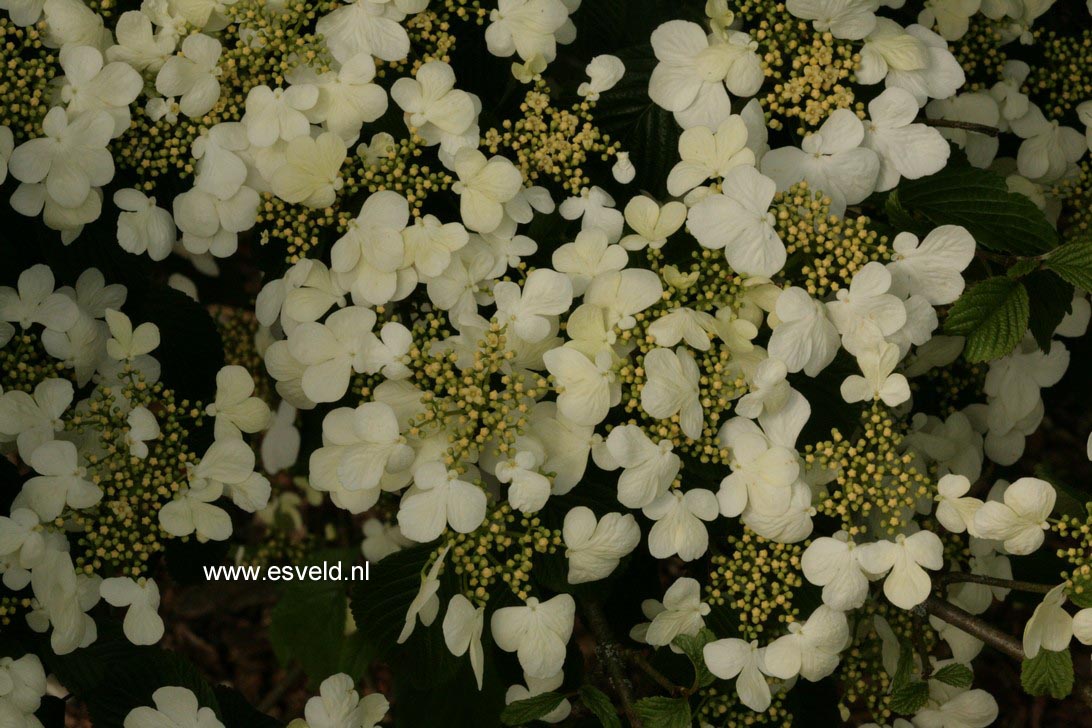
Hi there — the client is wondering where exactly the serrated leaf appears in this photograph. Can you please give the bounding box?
[673,629,716,688]
[944,276,1029,362]
[890,164,1057,254]
[1047,241,1092,292]
[1008,258,1041,278]
[579,685,622,728]
[634,696,691,728]
[500,692,566,725]
[889,681,930,715]
[892,640,915,691]
[1021,648,1074,699]
[931,663,973,689]
[1024,270,1073,350]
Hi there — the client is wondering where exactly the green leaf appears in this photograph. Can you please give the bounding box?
[944,276,1030,362]
[500,692,566,725]
[889,681,930,715]
[1008,258,1041,279]
[1067,573,1092,608]
[579,685,622,728]
[269,549,367,686]
[931,663,973,689]
[634,696,691,728]
[888,164,1057,254]
[1022,649,1075,699]
[1047,241,1092,291]
[892,640,915,691]
[673,629,716,688]
[1024,270,1073,350]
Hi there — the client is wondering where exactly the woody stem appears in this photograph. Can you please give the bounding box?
[921,118,1002,137]
[583,598,642,727]
[936,572,1055,594]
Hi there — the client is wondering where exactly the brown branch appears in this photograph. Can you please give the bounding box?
[583,599,642,727]
[923,596,1092,709]
[627,650,684,696]
[922,118,1002,137]
[937,572,1055,595]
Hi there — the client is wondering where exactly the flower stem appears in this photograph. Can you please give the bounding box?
[921,118,1002,137]
[937,572,1055,594]
[582,598,642,727]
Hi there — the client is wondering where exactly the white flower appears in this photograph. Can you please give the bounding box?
[206,365,271,440]
[330,191,411,306]
[886,24,965,106]
[126,406,160,459]
[173,185,260,258]
[886,225,975,305]
[857,18,930,86]
[913,688,998,728]
[1073,607,1092,646]
[105,308,159,362]
[0,509,46,577]
[450,149,524,234]
[57,45,143,138]
[640,577,710,648]
[644,488,719,561]
[826,262,906,356]
[494,268,574,343]
[0,378,73,461]
[919,0,980,40]
[9,106,114,209]
[398,462,487,542]
[767,287,839,376]
[687,165,786,278]
[158,479,232,542]
[863,87,950,191]
[585,269,664,330]
[619,197,686,251]
[123,686,223,728]
[0,264,78,333]
[155,33,223,118]
[736,357,790,419]
[559,186,623,241]
[972,477,1055,554]
[641,347,703,440]
[764,605,849,681]
[801,531,875,610]
[648,20,763,130]
[100,577,164,645]
[21,440,101,521]
[361,518,410,562]
[934,474,983,535]
[786,0,879,40]
[288,307,388,402]
[647,307,717,351]
[704,638,775,712]
[603,425,680,508]
[551,229,627,296]
[666,115,754,196]
[490,593,575,679]
[1011,106,1087,184]
[0,0,46,26]
[270,132,347,208]
[1022,584,1072,659]
[578,55,625,99]
[543,348,619,426]
[309,402,413,513]
[244,83,318,147]
[443,594,486,689]
[304,674,388,728]
[309,53,388,144]
[840,342,910,406]
[716,416,799,517]
[857,531,945,610]
[391,61,477,155]
[761,108,880,216]
[0,125,12,185]
[106,10,176,73]
[486,0,570,64]
[0,653,45,714]
[316,0,414,63]
[398,545,447,643]
[192,122,249,200]
[402,214,469,280]
[114,188,176,262]
[562,507,640,584]
[41,0,110,50]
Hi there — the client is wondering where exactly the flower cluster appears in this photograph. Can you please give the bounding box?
[3,0,1092,725]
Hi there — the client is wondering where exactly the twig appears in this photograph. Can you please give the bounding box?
[923,596,1092,709]
[937,572,1055,595]
[256,663,304,712]
[583,598,642,727]
[627,650,683,696]
[922,118,1002,137]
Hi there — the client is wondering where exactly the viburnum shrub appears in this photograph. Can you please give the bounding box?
[3,0,1092,725]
